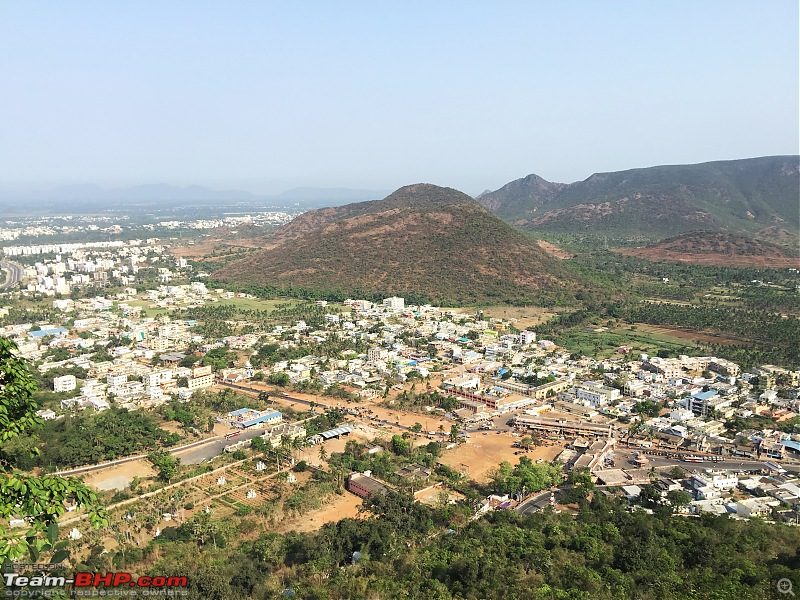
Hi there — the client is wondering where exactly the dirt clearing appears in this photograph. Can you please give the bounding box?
[440,434,564,483]
[632,323,751,346]
[275,491,364,533]
[82,459,155,491]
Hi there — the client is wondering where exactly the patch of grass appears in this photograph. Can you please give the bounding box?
[126,299,170,318]
[212,297,304,312]
[553,327,697,359]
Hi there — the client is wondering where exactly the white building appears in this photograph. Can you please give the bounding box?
[574,382,621,408]
[107,373,128,387]
[367,347,389,362]
[735,497,780,518]
[87,397,110,411]
[687,391,734,418]
[145,370,173,387]
[53,375,77,393]
[383,296,405,310]
[692,473,738,492]
[443,375,481,390]
[669,409,695,421]
[624,380,647,397]
[188,374,214,390]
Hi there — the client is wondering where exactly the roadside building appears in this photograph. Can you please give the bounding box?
[347,473,389,499]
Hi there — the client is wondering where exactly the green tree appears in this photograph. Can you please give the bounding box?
[0,337,107,560]
[390,435,411,457]
[564,466,595,501]
[267,372,289,386]
[147,450,180,483]
[669,466,687,480]
[666,489,692,509]
[449,425,460,443]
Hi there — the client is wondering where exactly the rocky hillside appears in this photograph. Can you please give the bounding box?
[213,184,584,305]
[619,231,800,267]
[478,156,799,240]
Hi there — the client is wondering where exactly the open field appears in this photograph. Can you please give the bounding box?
[555,327,699,359]
[415,486,465,506]
[206,296,304,312]
[169,234,266,260]
[465,305,562,329]
[275,491,364,534]
[210,297,349,314]
[631,323,751,346]
[439,434,564,483]
[82,459,156,491]
[126,299,170,318]
[128,295,348,317]
[556,321,752,359]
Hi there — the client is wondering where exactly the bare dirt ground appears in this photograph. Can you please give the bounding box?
[476,305,561,329]
[618,247,799,268]
[633,323,750,346]
[275,492,364,533]
[536,240,575,259]
[415,486,465,506]
[169,234,265,260]
[440,434,565,483]
[270,387,454,437]
[82,459,156,491]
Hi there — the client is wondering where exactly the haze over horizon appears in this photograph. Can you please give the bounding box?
[1,2,797,198]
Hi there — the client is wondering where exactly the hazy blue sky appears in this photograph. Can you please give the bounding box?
[1,1,797,195]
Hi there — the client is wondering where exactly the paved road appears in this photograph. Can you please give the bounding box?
[517,490,557,515]
[174,427,264,465]
[55,436,224,475]
[0,260,24,291]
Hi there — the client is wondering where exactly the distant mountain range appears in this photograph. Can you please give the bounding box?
[0,184,390,212]
[213,184,584,305]
[478,156,799,241]
[268,187,391,204]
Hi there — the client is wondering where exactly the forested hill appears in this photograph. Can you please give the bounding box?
[145,489,800,599]
[213,184,585,305]
[478,155,800,240]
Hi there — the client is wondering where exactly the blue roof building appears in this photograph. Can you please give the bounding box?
[239,411,283,428]
[30,327,68,338]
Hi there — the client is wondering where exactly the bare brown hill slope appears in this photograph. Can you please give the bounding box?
[213,184,584,305]
[618,231,800,267]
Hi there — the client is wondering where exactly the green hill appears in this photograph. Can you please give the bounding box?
[213,184,583,305]
[479,156,799,240]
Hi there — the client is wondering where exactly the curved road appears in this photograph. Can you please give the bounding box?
[0,259,24,291]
